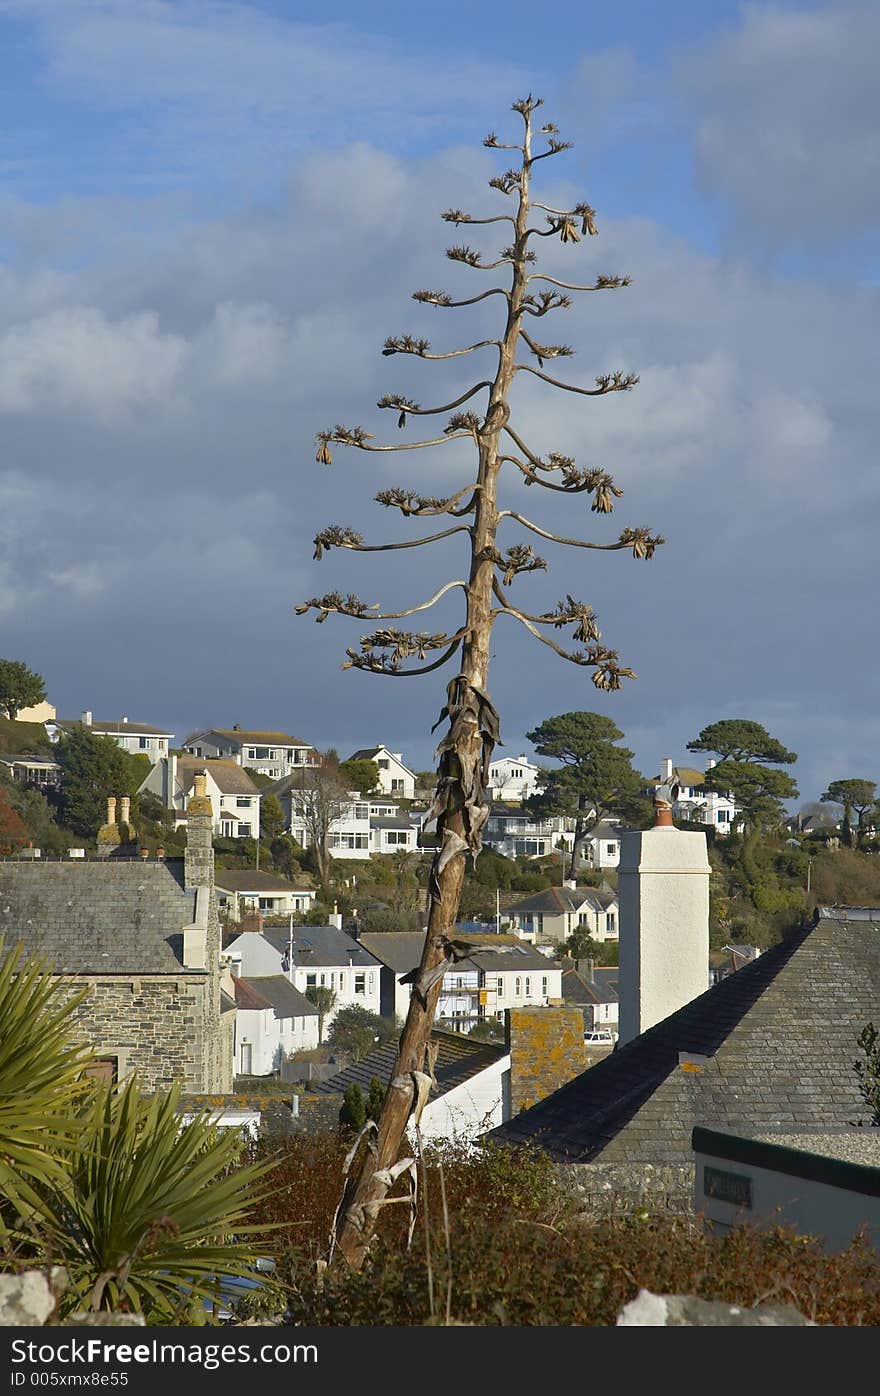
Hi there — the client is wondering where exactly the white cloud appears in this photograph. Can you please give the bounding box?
[678,2,880,246]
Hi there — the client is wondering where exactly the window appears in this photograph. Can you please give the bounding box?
[607,913,616,934]
[139,737,149,749]
[525,977,531,997]
[718,810,730,823]
[236,796,251,808]
[386,831,408,846]
[496,979,503,998]
[355,804,369,820]
[542,976,548,996]
[305,973,317,988]
[391,779,404,792]
[606,843,618,856]
[578,912,590,927]
[83,1057,118,1083]
[236,823,252,837]
[515,977,521,996]
[512,767,521,778]
[354,973,366,995]
[378,759,389,769]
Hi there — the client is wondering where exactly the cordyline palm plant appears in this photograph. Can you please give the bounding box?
[299,96,663,1269]
[45,1079,278,1320]
[0,940,91,1235]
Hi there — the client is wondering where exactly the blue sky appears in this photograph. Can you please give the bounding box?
[0,0,877,805]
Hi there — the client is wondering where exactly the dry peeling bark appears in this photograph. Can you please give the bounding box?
[299,96,661,1269]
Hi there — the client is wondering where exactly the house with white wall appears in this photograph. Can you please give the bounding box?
[49,712,174,764]
[359,931,563,1034]
[182,727,318,780]
[348,745,416,799]
[224,925,382,1028]
[649,758,740,834]
[506,884,619,945]
[583,820,625,870]
[483,802,573,859]
[488,754,543,803]
[232,974,320,1075]
[139,754,261,838]
[215,870,317,920]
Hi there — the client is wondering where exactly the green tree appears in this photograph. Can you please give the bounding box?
[260,793,286,842]
[565,925,599,962]
[851,1023,880,1127]
[339,1083,367,1134]
[0,659,46,721]
[338,759,381,796]
[366,1076,386,1123]
[821,779,877,849]
[304,985,337,1044]
[687,719,798,831]
[526,712,648,872]
[327,1005,397,1061]
[56,726,146,839]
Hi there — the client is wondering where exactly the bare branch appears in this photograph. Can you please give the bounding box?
[413,288,510,309]
[377,383,493,423]
[490,582,601,641]
[499,510,663,557]
[528,138,574,164]
[442,208,516,226]
[527,273,632,292]
[374,484,479,517]
[520,330,574,367]
[519,289,572,318]
[383,335,501,360]
[529,201,598,236]
[343,628,468,675]
[314,522,471,559]
[515,365,639,395]
[317,424,473,460]
[494,608,636,688]
[482,134,523,151]
[295,581,467,625]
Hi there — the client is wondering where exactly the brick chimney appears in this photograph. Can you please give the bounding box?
[96,796,121,857]
[119,795,131,826]
[506,1006,587,1114]
[617,801,710,1046]
[185,770,214,891]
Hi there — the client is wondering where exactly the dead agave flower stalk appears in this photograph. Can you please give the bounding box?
[301,95,663,1270]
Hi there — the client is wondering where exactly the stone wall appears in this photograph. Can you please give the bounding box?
[61,975,213,1093]
[507,1005,587,1114]
[558,1160,696,1219]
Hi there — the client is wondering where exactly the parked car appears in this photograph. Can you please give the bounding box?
[584,1029,616,1046]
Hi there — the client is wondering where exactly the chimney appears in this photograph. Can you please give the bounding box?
[121,715,128,725]
[139,845,150,860]
[564,877,577,890]
[506,1006,587,1114]
[662,756,673,781]
[706,758,716,771]
[617,814,710,1046]
[165,752,177,810]
[185,769,214,891]
[327,901,343,930]
[119,795,130,826]
[81,710,93,726]
[106,797,117,826]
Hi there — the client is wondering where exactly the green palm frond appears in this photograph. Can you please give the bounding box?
[0,940,92,1224]
[48,1079,278,1317]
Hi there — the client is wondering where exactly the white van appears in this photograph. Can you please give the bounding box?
[584,1029,616,1045]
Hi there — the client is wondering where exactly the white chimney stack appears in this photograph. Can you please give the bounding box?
[662,756,673,780]
[617,801,710,1046]
[82,710,93,726]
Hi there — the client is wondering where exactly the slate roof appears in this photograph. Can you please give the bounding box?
[507,885,613,917]
[312,1027,508,1099]
[359,930,555,977]
[177,757,259,797]
[562,967,618,1007]
[240,975,318,1020]
[491,907,880,1166]
[215,870,313,894]
[56,718,173,737]
[185,728,312,748]
[349,747,382,761]
[263,925,381,970]
[0,859,200,974]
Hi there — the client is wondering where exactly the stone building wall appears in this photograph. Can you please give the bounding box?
[62,974,211,1092]
[507,1005,587,1114]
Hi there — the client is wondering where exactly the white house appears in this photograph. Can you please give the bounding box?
[359,931,563,1034]
[215,870,318,920]
[506,884,619,945]
[348,745,416,799]
[182,727,318,780]
[583,820,625,870]
[224,925,382,1028]
[483,802,573,860]
[488,754,543,803]
[649,757,740,834]
[49,712,174,764]
[232,974,320,1075]
[314,1028,512,1145]
[139,754,261,838]
[369,812,420,855]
